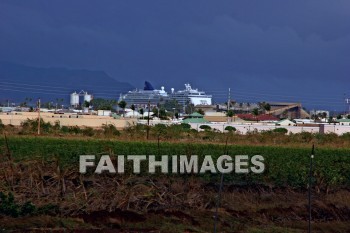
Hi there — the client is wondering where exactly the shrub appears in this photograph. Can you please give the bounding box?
[82,127,95,137]
[19,118,54,134]
[340,132,350,140]
[68,126,82,135]
[41,121,53,133]
[103,124,120,137]
[0,119,4,132]
[291,132,314,143]
[225,126,236,132]
[60,126,70,134]
[273,128,288,134]
[0,192,36,217]
[180,123,191,130]
[314,133,338,144]
[199,125,212,131]
[52,121,61,131]
[152,124,168,139]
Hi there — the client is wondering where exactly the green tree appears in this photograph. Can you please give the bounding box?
[185,102,195,114]
[159,107,167,120]
[83,100,90,108]
[226,110,234,117]
[20,97,33,107]
[118,100,127,117]
[264,103,271,114]
[252,108,260,122]
[164,99,182,112]
[258,102,271,114]
[252,108,259,116]
[226,109,234,122]
[328,116,334,123]
[197,108,205,116]
[152,107,159,117]
[246,102,251,113]
[91,98,117,111]
[139,108,144,119]
[130,104,136,117]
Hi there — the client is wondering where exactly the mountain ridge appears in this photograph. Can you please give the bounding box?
[0,61,134,105]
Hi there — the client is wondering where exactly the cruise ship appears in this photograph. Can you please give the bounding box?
[119,81,168,106]
[120,81,212,107]
[169,83,212,106]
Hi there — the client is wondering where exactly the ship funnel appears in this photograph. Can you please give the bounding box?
[144,81,155,91]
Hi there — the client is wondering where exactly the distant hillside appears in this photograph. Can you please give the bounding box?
[0,61,133,105]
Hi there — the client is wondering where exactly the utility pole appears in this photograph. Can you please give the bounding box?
[308,144,315,233]
[37,98,41,135]
[213,136,229,233]
[344,93,347,116]
[227,88,231,122]
[146,99,150,140]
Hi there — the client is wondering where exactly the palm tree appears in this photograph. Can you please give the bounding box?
[131,104,135,118]
[252,108,259,122]
[264,103,271,114]
[246,102,251,113]
[139,108,144,119]
[118,100,127,117]
[226,110,234,122]
[321,112,327,119]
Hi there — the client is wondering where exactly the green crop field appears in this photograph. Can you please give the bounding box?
[1,136,350,232]
[2,136,350,189]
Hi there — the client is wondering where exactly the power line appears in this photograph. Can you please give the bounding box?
[0,79,346,102]
[0,87,119,99]
[0,79,131,91]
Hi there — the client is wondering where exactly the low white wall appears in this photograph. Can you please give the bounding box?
[189,123,324,135]
[0,112,136,129]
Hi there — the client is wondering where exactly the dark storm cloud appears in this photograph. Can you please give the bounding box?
[0,0,349,109]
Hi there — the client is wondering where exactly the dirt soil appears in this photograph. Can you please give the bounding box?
[1,168,350,233]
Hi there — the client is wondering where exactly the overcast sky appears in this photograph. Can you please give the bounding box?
[1,0,349,110]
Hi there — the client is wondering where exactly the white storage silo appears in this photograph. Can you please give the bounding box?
[70,92,80,107]
[84,92,92,103]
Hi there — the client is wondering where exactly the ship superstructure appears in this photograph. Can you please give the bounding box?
[169,83,212,106]
[120,81,212,107]
[119,81,168,105]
